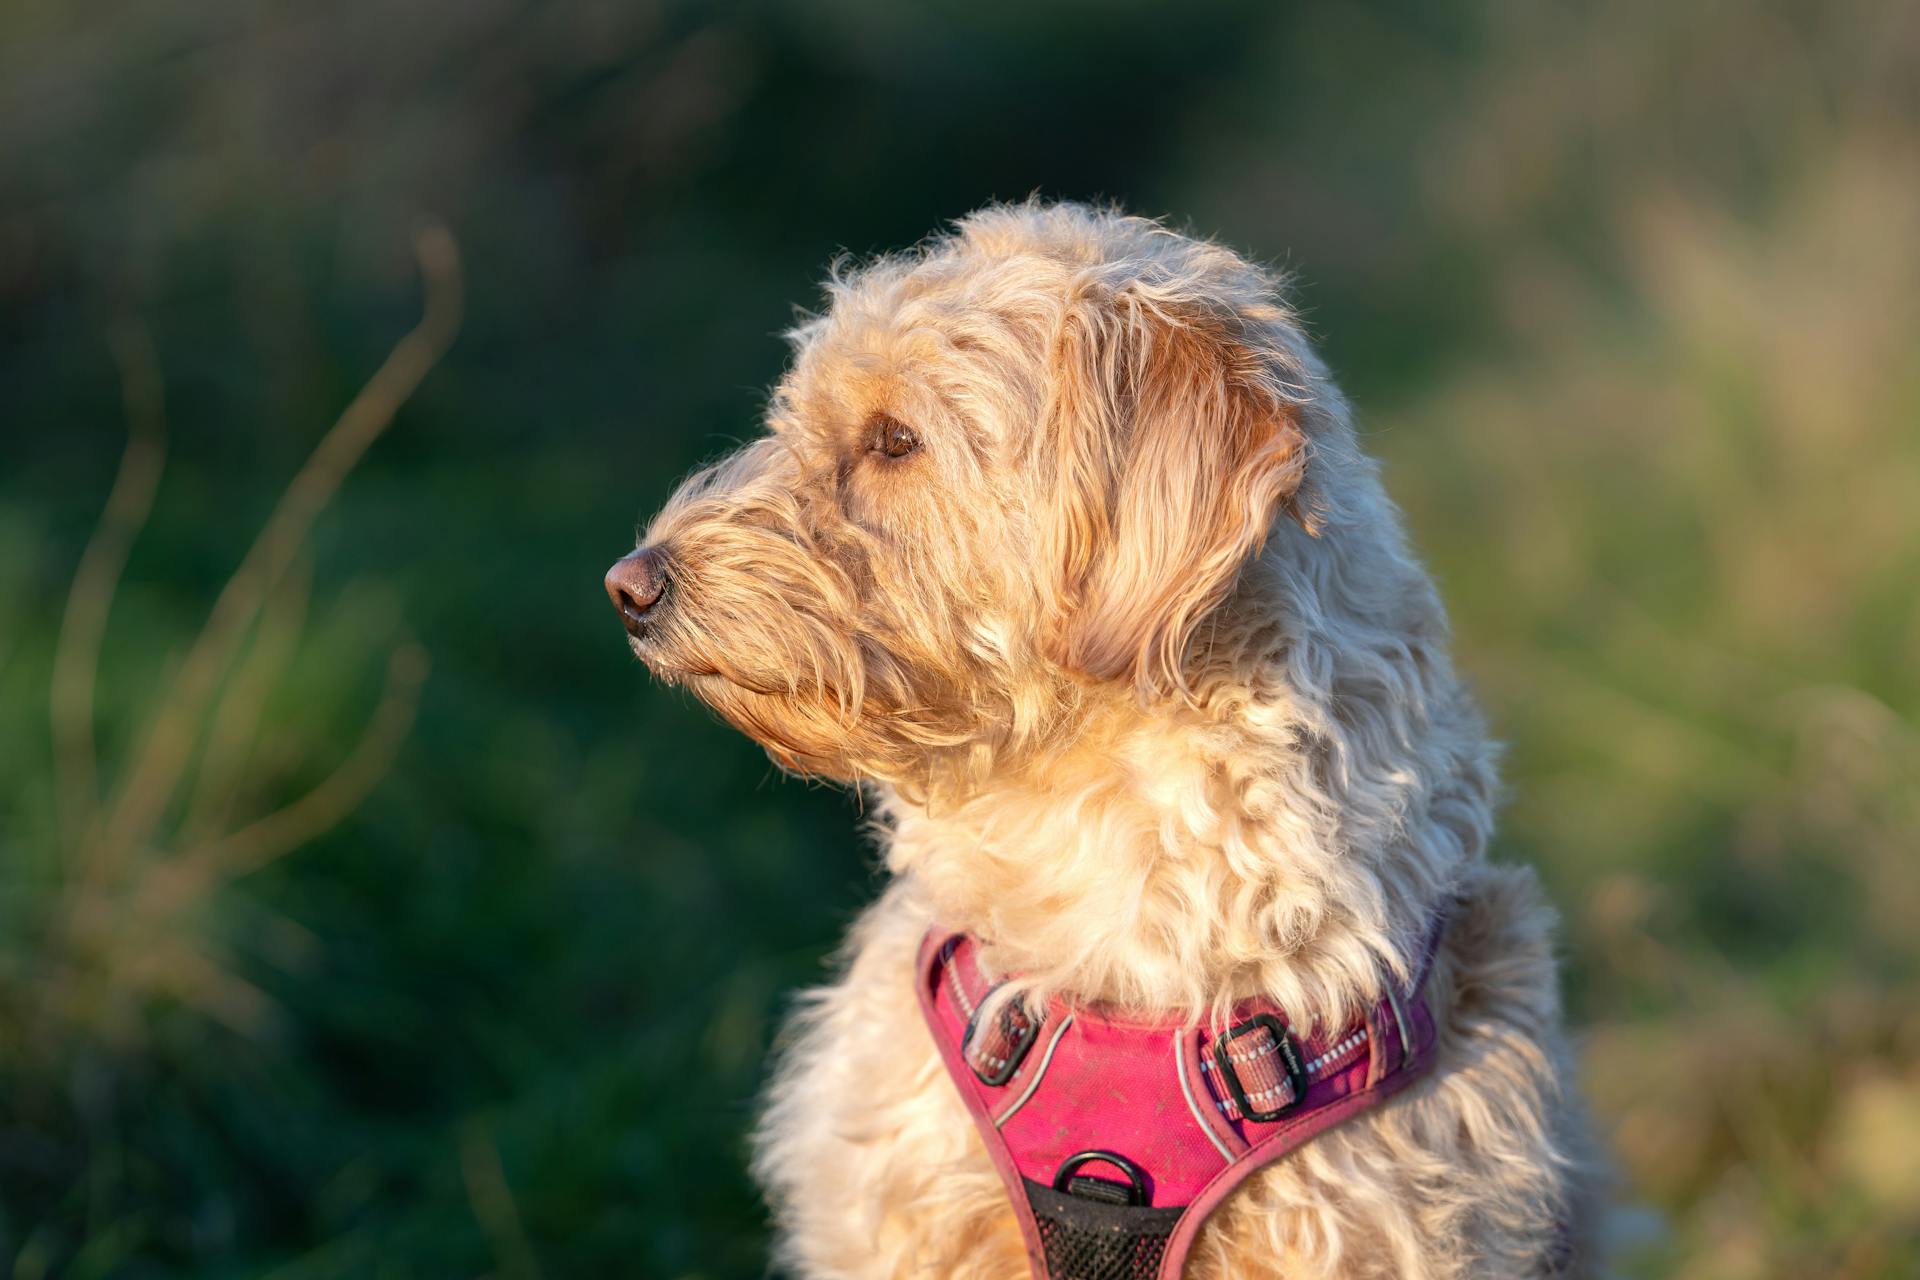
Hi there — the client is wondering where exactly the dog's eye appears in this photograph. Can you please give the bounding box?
[871,415,921,460]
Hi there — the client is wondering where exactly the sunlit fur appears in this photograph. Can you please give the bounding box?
[629,202,1603,1277]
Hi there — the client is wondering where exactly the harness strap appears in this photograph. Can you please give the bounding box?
[916,925,1445,1280]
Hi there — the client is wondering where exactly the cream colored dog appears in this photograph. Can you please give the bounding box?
[607,202,1601,1278]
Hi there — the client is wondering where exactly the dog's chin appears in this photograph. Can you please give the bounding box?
[628,636,709,686]
[632,632,766,698]
[707,685,875,781]
[633,637,860,775]
[634,629,986,783]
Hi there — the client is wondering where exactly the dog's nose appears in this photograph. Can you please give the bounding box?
[605,548,669,636]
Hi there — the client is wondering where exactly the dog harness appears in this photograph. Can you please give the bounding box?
[916,926,1443,1280]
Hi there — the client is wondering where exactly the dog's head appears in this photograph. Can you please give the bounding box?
[608,203,1328,785]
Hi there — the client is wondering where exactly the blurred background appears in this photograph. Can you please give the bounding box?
[3,0,1916,1276]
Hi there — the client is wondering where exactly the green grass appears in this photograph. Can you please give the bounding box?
[2,0,1916,1275]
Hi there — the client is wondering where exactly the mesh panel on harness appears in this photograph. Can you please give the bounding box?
[1025,1180,1182,1280]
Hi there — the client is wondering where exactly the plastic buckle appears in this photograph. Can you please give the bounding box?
[962,989,1040,1086]
[1212,1012,1308,1122]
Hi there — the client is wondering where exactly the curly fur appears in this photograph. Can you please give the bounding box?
[622,201,1603,1277]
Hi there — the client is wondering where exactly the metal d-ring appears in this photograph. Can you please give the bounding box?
[1052,1149,1149,1207]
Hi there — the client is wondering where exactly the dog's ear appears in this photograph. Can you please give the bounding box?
[1042,290,1310,697]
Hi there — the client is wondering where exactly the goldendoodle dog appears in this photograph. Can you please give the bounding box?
[607,202,1601,1279]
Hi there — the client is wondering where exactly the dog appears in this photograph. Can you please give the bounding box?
[607,202,1601,1278]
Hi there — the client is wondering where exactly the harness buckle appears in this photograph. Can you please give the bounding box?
[962,988,1041,1087]
[1212,1013,1309,1123]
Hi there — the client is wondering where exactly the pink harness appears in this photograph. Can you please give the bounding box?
[916,927,1443,1280]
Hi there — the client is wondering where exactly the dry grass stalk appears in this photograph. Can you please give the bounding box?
[42,224,463,1044]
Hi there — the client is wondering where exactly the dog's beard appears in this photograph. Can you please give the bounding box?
[635,605,962,780]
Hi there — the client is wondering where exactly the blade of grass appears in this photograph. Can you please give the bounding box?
[177,551,314,845]
[148,642,429,913]
[50,321,167,855]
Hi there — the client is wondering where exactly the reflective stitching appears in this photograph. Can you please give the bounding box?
[1242,1081,1294,1102]
[946,960,977,1020]
[1201,1028,1369,1080]
[1386,985,1413,1066]
[1175,1035,1235,1160]
[1211,1026,1373,1116]
[994,1014,1074,1127]
[1216,1090,1293,1115]
[1305,1029,1369,1075]
[1200,1038,1281,1068]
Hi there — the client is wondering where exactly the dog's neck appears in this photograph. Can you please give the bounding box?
[879,528,1495,1029]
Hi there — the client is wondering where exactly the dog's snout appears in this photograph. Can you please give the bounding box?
[605,548,670,637]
